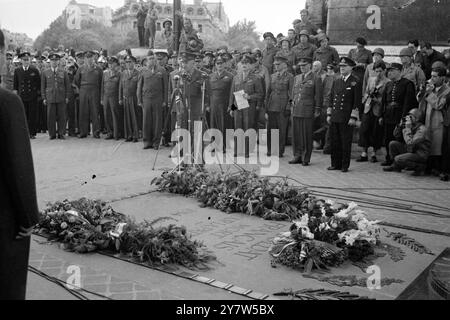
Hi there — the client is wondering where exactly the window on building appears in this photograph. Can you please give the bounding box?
[157,22,161,31]
[89,9,94,14]
[164,6,172,15]
[198,24,203,33]
[197,8,204,15]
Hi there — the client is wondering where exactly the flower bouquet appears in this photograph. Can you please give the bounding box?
[36,198,215,267]
[269,201,380,273]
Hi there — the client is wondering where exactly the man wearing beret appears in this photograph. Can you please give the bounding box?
[327,57,362,172]
[101,56,122,140]
[137,52,168,149]
[13,52,41,139]
[348,37,373,83]
[229,53,265,157]
[41,53,71,140]
[313,34,339,72]
[266,54,294,158]
[290,57,323,165]
[399,47,426,92]
[379,62,417,166]
[262,32,280,75]
[205,55,234,147]
[74,50,103,138]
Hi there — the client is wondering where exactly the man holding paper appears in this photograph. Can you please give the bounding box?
[229,54,264,158]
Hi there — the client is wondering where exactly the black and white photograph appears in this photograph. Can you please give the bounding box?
[0,0,449,308]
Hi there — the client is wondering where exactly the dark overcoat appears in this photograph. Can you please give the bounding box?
[0,87,40,300]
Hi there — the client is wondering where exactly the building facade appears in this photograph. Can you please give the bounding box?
[2,29,34,51]
[112,0,229,37]
[65,0,113,30]
[307,0,450,45]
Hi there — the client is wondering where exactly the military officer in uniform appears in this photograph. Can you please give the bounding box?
[41,53,71,140]
[229,54,265,157]
[0,51,15,90]
[13,52,41,139]
[399,47,426,93]
[137,52,168,149]
[348,37,373,83]
[293,30,316,70]
[262,32,279,75]
[205,55,234,146]
[327,57,362,173]
[66,63,78,137]
[120,55,140,142]
[179,52,208,130]
[75,51,85,68]
[155,49,173,146]
[380,63,417,166]
[265,54,294,158]
[290,57,323,165]
[313,34,340,71]
[74,50,103,138]
[101,56,122,140]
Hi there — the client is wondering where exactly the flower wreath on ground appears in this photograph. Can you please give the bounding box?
[35,198,215,268]
[269,201,381,273]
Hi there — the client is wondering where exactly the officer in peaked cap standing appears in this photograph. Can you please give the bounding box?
[137,51,168,149]
[120,55,141,143]
[229,53,265,157]
[74,50,103,138]
[205,55,234,148]
[101,56,122,140]
[13,52,41,139]
[41,52,71,140]
[290,57,323,165]
[266,53,294,158]
[326,57,362,173]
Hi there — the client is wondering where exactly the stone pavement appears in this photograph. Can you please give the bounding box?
[27,134,450,300]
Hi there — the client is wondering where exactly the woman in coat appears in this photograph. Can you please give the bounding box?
[0,28,40,300]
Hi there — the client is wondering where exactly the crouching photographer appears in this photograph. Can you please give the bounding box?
[383,108,431,176]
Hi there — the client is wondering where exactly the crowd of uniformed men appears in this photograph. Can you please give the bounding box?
[1,9,450,181]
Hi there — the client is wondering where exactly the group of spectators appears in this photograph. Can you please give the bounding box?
[1,8,450,182]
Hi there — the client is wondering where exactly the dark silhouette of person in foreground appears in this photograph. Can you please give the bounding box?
[0,29,40,300]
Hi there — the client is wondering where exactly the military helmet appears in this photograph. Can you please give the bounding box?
[299,30,310,37]
[372,48,385,58]
[399,48,413,57]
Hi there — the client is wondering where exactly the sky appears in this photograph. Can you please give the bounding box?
[0,0,305,40]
